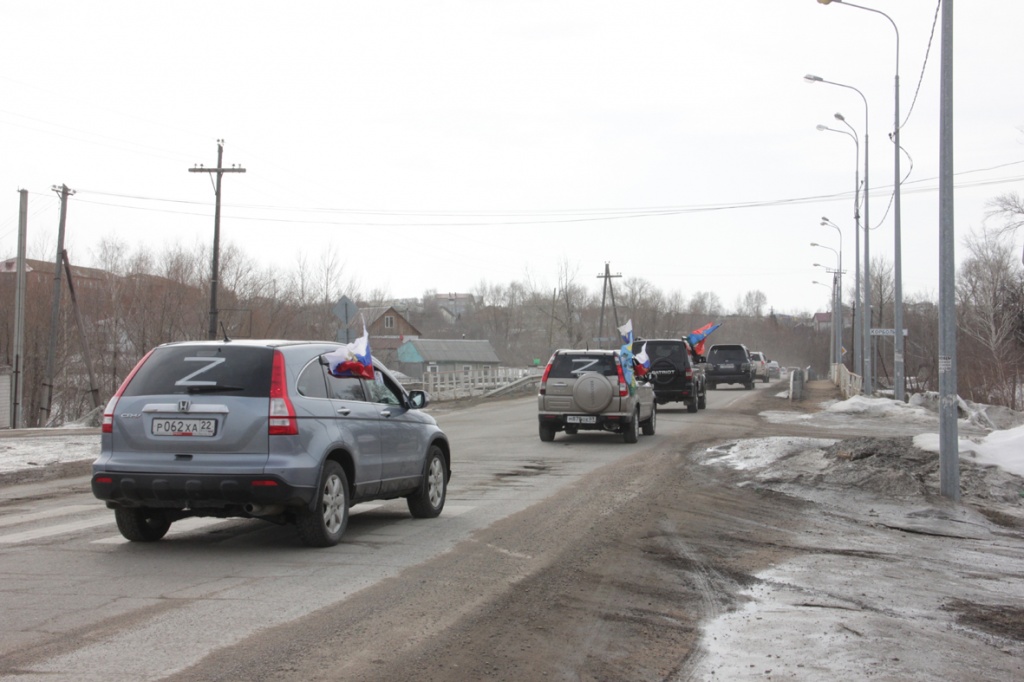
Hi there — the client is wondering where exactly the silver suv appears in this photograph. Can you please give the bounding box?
[537,349,655,443]
[92,340,451,547]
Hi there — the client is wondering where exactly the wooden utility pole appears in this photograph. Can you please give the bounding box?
[41,184,73,425]
[596,262,622,347]
[189,140,246,340]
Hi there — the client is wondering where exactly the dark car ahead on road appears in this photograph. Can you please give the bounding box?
[705,343,755,390]
[636,338,706,413]
[92,339,451,547]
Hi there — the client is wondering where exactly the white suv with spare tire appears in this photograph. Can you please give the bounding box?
[536,349,656,443]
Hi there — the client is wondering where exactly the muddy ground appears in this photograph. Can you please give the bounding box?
[150,383,1024,681]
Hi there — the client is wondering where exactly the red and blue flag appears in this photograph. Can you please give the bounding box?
[687,322,721,356]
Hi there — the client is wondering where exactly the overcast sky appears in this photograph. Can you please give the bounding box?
[2,1,1022,317]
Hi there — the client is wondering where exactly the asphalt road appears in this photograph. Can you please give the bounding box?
[0,383,769,681]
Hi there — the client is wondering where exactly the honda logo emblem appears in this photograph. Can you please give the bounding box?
[178,400,190,413]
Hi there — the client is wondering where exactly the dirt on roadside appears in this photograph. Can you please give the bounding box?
[158,382,1024,681]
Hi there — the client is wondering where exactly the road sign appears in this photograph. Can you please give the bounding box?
[870,328,908,336]
[333,296,359,342]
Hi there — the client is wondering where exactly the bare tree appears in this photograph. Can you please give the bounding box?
[735,290,768,318]
[688,291,723,316]
[956,228,1024,407]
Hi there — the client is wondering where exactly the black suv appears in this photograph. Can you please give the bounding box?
[705,343,755,390]
[636,338,706,413]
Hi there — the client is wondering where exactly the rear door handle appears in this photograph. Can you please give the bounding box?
[379,409,392,418]
[336,407,351,416]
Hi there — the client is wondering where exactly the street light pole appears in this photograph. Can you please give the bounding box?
[812,245,842,368]
[812,279,836,374]
[814,123,855,373]
[823,216,855,374]
[816,0,902,399]
[805,73,871,394]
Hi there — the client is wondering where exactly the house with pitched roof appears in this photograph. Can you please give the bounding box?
[396,338,501,380]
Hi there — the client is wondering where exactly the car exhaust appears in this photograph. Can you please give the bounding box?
[244,503,285,517]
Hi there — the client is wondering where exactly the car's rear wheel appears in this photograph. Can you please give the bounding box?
[641,405,657,435]
[623,409,640,443]
[762,374,769,384]
[698,389,707,409]
[539,425,556,442]
[114,507,171,542]
[687,399,698,413]
[296,460,349,547]
[408,446,447,518]
[745,381,754,390]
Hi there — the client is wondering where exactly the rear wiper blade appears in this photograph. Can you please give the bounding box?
[185,385,244,394]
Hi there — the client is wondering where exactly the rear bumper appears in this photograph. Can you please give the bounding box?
[652,385,696,403]
[91,471,313,510]
[707,372,752,385]
[538,413,631,431]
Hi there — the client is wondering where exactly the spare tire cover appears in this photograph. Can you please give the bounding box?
[573,374,614,413]
[650,359,679,386]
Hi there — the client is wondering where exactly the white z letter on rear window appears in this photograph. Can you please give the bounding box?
[571,358,599,375]
[175,357,226,386]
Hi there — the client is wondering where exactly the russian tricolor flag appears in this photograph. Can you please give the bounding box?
[325,325,375,380]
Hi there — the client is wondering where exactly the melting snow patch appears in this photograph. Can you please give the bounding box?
[704,437,836,471]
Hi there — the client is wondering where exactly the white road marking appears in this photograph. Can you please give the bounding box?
[0,504,98,529]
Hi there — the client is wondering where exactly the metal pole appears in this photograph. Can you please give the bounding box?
[893,68,905,401]
[863,126,872,394]
[12,190,28,428]
[806,74,870,392]
[938,0,959,500]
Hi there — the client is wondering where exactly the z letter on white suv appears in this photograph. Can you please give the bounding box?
[92,339,452,547]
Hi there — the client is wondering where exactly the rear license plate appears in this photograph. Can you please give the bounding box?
[720,363,735,369]
[152,418,217,437]
[566,415,597,424]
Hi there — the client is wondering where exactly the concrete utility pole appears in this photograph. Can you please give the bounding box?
[11,190,28,428]
[41,184,73,425]
[189,140,246,340]
[596,262,622,347]
[938,0,959,500]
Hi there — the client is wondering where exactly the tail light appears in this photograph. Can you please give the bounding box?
[269,350,298,436]
[538,354,555,396]
[615,358,629,397]
[101,349,154,434]
[684,367,693,380]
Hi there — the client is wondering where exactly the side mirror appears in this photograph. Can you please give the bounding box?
[407,390,431,409]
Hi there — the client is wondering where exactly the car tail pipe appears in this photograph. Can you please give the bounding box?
[244,503,286,517]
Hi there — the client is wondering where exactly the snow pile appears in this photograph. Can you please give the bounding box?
[915,425,1024,478]
[825,395,937,423]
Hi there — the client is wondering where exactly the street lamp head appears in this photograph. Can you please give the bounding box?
[834,112,846,122]
[822,216,830,222]
[810,242,820,247]
[803,74,824,83]
[817,0,841,4]
[816,124,828,131]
